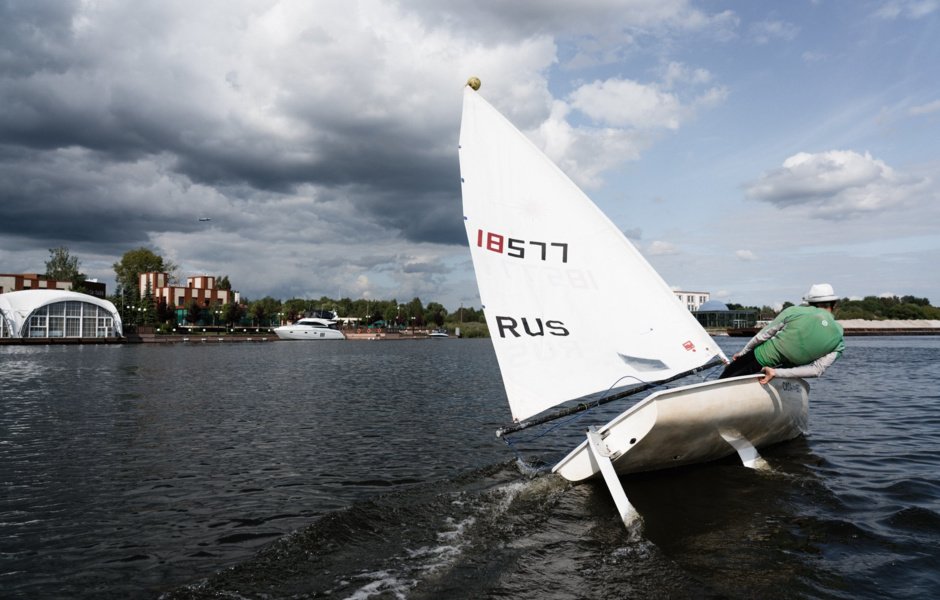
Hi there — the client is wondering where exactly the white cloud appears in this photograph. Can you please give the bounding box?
[735,250,758,261]
[748,19,800,44]
[647,240,680,255]
[744,150,931,218]
[569,78,683,130]
[529,99,649,188]
[873,0,939,19]
[662,61,713,88]
[552,69,726,185]
[801,50,827,63]
[910,99,940,116]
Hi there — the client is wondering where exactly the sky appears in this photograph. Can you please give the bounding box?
[1,0,938,311]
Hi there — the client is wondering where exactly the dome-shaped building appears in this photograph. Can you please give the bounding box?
[698,300,730,312]
[0,289,122,339]
[693,299,756,330]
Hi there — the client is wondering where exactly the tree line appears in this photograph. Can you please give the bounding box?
[727,295,940,321]
[43,246,940,333]
[46,246,486,333]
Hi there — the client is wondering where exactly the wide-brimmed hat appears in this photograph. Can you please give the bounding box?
[804,283,839,303]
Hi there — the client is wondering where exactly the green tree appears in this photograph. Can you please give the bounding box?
[454,305,485,323]
[155,299,176,329]
[140,279,157,325]
[249,296,282,327]
[216,275,232,291]
[222,302,244,328]
[282,298,307,323]
[405,297,425,326]
[45,246,87,291]
[113,247,177,303]
[186,299,203,325]
[335,297,354,318]
[426,302,447,327]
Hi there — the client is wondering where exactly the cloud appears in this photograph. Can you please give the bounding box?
[20,1,910,310]
[550,67,727,186]
[569,79,683,130]
[748,19,800,44]
[567,67,727,131]
[801,50,827,63]
[647,240,679,255]
[910,99,940,116]
[662,61,713,88]
[735,250,758,261]
[873,0,939,19]
[410,0,740,55]
[529,99,650,188]
[744,150,930,218]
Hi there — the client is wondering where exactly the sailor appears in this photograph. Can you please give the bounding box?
[719,283,845,384]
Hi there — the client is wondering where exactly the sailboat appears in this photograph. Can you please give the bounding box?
[458,80,809,524]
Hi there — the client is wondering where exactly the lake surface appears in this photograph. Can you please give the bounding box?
[1,336,938,599]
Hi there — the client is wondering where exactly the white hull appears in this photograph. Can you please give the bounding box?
[273,326,346,340]
[553,375,809,481]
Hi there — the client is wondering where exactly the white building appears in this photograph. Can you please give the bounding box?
[0,289,122,339]
[674,290,710,312]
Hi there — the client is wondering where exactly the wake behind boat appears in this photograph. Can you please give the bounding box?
[273,317,346,340]
[458,79,808,524]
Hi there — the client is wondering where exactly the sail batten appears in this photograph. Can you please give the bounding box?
[459,86,727,423]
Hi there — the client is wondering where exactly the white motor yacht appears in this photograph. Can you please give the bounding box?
[273,317,346,340]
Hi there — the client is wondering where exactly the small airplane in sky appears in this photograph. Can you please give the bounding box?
[198,217,212,222]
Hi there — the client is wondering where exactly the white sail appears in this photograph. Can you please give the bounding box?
[459,86,727,423]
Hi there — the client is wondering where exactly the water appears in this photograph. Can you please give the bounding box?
[1,337,938,599]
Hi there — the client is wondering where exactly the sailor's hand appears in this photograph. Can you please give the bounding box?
[732,351,743,361]
[759,367,776,384]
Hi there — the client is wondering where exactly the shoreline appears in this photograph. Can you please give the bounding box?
[724,319,940,337]
[0,330,454,345]
[5,319,939,345]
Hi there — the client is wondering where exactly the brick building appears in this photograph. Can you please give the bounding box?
[0,273,107,298]
[140,272,239,309]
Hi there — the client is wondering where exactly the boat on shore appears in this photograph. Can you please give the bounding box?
[273,317,346,340]
[429,329,449,338]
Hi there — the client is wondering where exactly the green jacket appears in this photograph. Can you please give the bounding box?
[752,305,845,368]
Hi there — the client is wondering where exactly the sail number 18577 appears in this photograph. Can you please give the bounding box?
[476,229,569,263]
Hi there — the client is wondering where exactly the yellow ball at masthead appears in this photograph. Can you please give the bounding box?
[467,77,481,90]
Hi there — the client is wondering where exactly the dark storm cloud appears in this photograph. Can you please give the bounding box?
[0,1,79,78]
[0,0,468,257]
[6,0,698,305]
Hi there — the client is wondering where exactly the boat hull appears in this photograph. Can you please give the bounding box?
[552,375,808,481]
[273,327,346,340]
